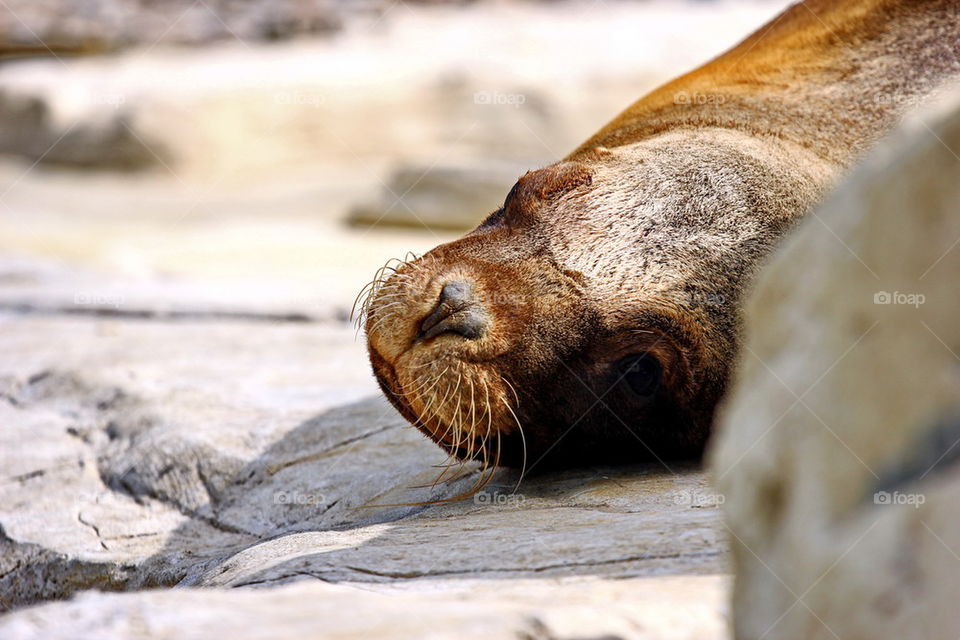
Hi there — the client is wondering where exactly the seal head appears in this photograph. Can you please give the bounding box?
[362,0,960,473]
[364,132,823,471]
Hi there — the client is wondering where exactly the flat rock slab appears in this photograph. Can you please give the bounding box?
[0,575,729,640]
[0,308,728,635]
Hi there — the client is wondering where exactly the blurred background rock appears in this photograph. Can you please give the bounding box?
[0,0,793,364]
[0,0,346,52]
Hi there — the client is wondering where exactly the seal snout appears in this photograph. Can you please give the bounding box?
[417,279,489,341]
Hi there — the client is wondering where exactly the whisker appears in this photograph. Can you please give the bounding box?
[398,366,446,398]
[501,375,528,493]
[467,377,477,456]
[353,253,428,333]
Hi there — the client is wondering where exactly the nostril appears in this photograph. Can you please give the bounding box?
[418,279,489,341]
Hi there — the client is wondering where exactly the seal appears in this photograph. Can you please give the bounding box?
[361,0,960,475]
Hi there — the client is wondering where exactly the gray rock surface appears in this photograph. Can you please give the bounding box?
[0,257,729,636]
[0,575,729,640]
[712,88,960,639]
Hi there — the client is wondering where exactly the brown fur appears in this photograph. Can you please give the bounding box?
[363,0,960,475]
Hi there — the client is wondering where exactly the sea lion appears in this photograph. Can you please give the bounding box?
[361,0,960,475]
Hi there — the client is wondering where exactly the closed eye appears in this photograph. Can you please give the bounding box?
[615,353,661,398]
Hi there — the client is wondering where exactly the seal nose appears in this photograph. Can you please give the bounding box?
[418,279,488,341]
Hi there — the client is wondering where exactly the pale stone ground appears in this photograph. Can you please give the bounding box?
[0,2,800,637]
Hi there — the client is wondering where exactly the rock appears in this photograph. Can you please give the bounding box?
[0,2,775,176]
[711,88,960,639]
[347,160,528,231]
[0,315,378,608]
[0,91,167,171]
[0,0,343,54]
[0,576,729,640]
[0,303,728,633]
[0,174,458,319]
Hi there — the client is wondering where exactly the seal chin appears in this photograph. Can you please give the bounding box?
[367,339,523,469]
[399,354,518,464]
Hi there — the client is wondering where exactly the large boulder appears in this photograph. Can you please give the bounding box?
[712,86,960,639]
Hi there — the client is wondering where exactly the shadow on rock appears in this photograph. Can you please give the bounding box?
[139,396,724,590]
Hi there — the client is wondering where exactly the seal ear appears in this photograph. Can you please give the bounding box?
[503,161,593,226]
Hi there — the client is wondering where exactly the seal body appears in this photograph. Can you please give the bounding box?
[363,0,960,472]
